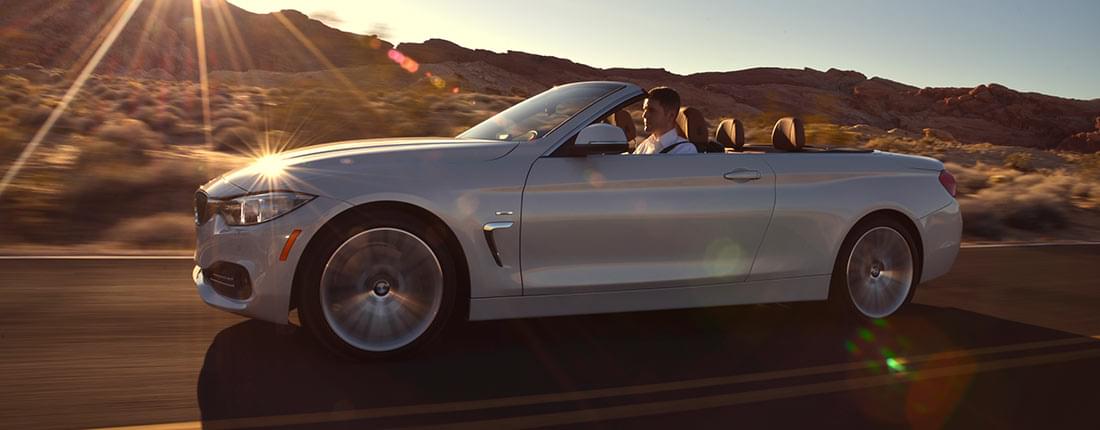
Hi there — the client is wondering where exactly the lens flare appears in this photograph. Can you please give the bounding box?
[271,11,371,104]
[885,357,908,373]
[251,155,286,179]
[429,75,446,89]
[387,49,420,73]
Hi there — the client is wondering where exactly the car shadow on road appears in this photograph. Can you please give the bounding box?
[197,303,1100,429]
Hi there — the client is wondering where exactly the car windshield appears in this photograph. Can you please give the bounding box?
[458,83,623,141]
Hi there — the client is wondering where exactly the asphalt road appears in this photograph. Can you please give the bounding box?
[1,245,1099,429]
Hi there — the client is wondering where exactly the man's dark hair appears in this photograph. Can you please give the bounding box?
[647,87,680,113]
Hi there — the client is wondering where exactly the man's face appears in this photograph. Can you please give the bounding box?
[642,98,673,135]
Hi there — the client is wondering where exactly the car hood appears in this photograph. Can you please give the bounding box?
[216,137,518,195]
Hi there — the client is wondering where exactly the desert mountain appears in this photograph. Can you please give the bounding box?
[0,0,392,78]
[1,0,1098,151]
[397,39,1100,152]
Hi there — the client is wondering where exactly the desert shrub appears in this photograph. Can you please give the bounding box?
[38,156,211,242]
[0,90,9,108]
[0,118,23,145]
[164,105,188,119]
[94,118,161,149]
[131,107,180,133]
[211,117,249,135]
[172,95,201,117]
[51,111,97,133]
[1004,152,1034,171]
[1002,198,1067,231]
[70,134,148,169]
[99,88,125,101]
[147,111,181,133]
[945,162,1022,195]
[864,135,911,153]
[958,198,1005,239]
[1078,154,1100,180]
[212,126,256,152]
[3,88,27,103]
[12,103,52,127]
[117,93,156,112]
[805,123,861,147]
[212,108,254,123]
[957,170,1078,238]
[2,74,31,91]
[1070,182,1095,199]
[105,213,195,248]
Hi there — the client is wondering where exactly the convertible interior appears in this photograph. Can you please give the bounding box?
[604,107,871,154]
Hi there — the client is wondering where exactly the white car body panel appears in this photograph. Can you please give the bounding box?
[747,153,956,282]
[521,154,775,294]
[193,81,962,325]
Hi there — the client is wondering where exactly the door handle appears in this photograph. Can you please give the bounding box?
[483,222,513,267]
[723,169,761,182]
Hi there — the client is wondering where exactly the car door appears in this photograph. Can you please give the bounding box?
[520,152,776,295]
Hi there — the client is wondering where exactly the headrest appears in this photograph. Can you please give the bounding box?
[676,107,708,145]
[715,119,745,150]
[771,117,805,151]
[607,110,637,142]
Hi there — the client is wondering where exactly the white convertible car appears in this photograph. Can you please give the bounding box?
[194,81,961,359]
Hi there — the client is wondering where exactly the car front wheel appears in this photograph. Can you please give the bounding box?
[299,212,457,360]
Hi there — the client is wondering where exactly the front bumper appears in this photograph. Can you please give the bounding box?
[194,195,351,324]
[918,199,962,283]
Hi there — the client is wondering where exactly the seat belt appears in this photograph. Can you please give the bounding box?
[660,140,693,154]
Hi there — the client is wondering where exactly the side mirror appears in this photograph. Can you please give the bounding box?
[573,123,629,155]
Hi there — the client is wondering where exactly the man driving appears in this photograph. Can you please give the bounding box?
[632,87,697,154]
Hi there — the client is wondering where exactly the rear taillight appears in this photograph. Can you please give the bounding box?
[939,169,957,198]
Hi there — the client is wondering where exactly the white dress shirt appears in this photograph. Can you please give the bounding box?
[632,129,697,154]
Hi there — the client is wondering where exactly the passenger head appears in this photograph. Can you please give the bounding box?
[642,87,680,136]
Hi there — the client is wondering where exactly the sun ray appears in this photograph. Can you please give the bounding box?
[0,0,146,199]
[64,0,130,80]
[125,0,168,74]
[207,1,243,72]
[191,0,213,146]
[212,0,255,71]
[270,11,372,105]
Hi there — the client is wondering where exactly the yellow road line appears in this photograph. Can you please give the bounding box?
[95,336,1098,430]
[411,347,1100,430]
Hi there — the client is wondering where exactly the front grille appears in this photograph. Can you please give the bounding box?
[195,191,213,225]
[203,262,253,300]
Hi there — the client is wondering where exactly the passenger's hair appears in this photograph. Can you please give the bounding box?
[647,87,681,114]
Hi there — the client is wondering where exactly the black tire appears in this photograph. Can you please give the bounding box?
[297,210,458,360]
[828,215,921,320]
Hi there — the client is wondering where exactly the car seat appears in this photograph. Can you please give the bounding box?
[715,118,745,152]
[771,117,805,152]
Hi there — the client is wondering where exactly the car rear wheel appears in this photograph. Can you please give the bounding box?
[830,217,920,319]
[299,212,457,360]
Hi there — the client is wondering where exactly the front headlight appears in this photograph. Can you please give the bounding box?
[218,192,315,226]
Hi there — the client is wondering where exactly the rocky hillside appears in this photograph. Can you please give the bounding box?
[1,0,1098,152]
[0,0,392,79]
[396,39,1100,152]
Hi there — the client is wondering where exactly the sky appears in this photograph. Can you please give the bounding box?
[230,0,1100,100]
